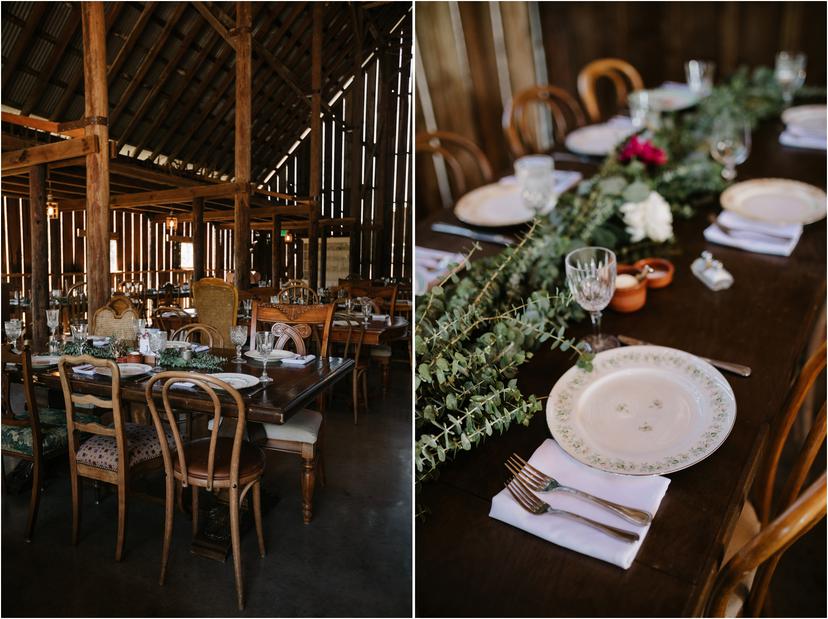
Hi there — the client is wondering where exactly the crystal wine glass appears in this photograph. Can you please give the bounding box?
[149,331,168,372]
[565,247,618,353]
[70,321,88,344]
[514,155,558,215]
[50,289,62,307]
[775,51,806,106]
[230,325,248,364]
[242,299,253,318]
[255,331,274,383]
[361,298,372,324]
[709,115,751,181]
[684,60,715,97]
[46,309,60,350]
[4,320,22,353]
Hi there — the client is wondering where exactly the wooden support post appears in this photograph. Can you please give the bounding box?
[81,2,111,318]
[233,1,252,291]
[348,7,364,276]
[308,2,323,290]
[273,216,284,287]
[49,215,61,290]
[320,233,327,289]
[192,197,205,281]
[29,165,49,345]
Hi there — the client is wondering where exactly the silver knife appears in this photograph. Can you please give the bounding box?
[431,222,514,246]
[618,335,751,377]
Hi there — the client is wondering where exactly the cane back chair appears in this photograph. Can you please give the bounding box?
[577,58,644,122]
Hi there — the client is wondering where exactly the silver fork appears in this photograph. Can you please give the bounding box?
[507,453,653,526]
[505,474,640,543]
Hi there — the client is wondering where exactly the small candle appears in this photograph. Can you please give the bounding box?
[181,348,193,361]
[616,274,639,289]
[647,269,667,279]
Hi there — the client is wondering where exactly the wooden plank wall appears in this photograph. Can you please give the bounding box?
[415,1,827,216]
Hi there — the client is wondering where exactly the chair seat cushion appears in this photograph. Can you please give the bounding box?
[75,423,168,472]
[176,437,265,481]
[370,345,392,358]
[2,423,68,457]
[263,409,322,444]
[15,408,99,427]
[721,500,761,617]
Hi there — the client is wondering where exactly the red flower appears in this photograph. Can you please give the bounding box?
[618,136,667,166]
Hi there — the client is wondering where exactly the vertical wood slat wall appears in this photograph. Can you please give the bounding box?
[415,1,827,213]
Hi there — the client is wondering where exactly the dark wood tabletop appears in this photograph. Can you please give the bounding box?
[329,314,410,346]
[28,350,354,426]
[415,121,826,617]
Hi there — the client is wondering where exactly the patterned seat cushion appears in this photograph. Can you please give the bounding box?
[75,423,170,472]
[14,408,99,427]
[2,423,68,457]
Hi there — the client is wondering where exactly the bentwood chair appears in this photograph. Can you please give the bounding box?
[91,294,140,341]
[503,85,587,157]
[249,302,335,523]
[332,313,368,423]
[58,355,167,561]
[577,58,644,122]
[65,281,87,325]
[416,131,494,211]
[276,284,319,305]
[192,278,238,347]
[144,372,266,611]
[171,323,224,347]
[159,282,180,307]
[1,344,96,541]
[153,306,192,333]
[118,280,147,319]
[708,341,826,616]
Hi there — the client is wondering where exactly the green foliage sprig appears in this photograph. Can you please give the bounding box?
[158,349,225,371]
[61,338,117,359]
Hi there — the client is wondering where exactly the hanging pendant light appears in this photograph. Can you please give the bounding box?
[46,179,59,220]
[165,212,178,234]
[284,231,294,244]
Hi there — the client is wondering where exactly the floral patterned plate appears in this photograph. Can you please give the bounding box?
[546,345,736,475]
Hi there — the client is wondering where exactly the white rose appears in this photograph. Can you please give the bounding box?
[619,191,673,243]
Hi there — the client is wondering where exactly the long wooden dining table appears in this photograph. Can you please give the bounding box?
[415,120,826,616]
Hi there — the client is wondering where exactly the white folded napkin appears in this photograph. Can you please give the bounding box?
[779,130,827,151]
[280,354,316,366]
[193,344,210,353]
[371,314,389,321]
[703,210,802,257]
[170,381,195,390]
[72,364,97,376]
[498,169,584,195]
[489,439,670,569]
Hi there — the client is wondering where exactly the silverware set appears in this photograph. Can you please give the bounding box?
[504,452,651,543]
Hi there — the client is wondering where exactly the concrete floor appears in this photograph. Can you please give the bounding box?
[2,365,412,617]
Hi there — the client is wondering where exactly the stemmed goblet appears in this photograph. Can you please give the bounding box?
[709,115,751,182]
[361,298,372,325]
[230,325,248,364]
[255,332,274,383]
[565,247,618,353]
[4,319,22,353]
[149,331,168,372]
[46,309,60,353]
[775,51,806,106]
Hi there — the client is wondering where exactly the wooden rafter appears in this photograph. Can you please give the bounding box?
[58,182,243,211]
[108,2,157,81]
[1,136,99,174]
[1,3,49,90]
[192,1,235,47]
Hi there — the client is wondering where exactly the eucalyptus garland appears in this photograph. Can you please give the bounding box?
[415,66,799,485]
[61,338,118,359]
[157,349,226,371]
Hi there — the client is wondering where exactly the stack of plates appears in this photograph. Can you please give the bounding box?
[780,105,827,150]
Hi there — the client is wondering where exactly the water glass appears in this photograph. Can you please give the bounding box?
[46,309,60,337]
[775,51,806,105]
[50,289,62,307]
[149,331,168,372]
[361,299,373,324]
[709,115,751,181]
[565,247,618,353]
[242,299,253,318]
[514,155,557,215]
[684,60,715,96]
[255,331,275,383]
[4,320,22,353]
[71,322,88,344]
[628,90,661,131]
[230,325,248,364]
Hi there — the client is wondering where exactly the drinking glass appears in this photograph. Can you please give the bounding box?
[242,298,253,318]
[514,155,557,215]
[255,331,274,383]
[70,321,88,344]
[149,331,168,372]
[709,115,751,181]
[565,247,618,353]
[4,320,22,353]
[230,325,248,364]
[50,289,62,307]
[346,297,354,313]
[684,60,715,96]
[46,309,60,341]
[775,51,806,106]
[627,90,662,131]
[361,299,372,324]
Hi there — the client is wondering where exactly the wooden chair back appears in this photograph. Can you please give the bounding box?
[66,282,87,325]
[1,344,42,457]
[249,303,335,357]
[371,284,398,317]
[415,131,494,206]
[118,280,146,317]
[707,472,826,617]
[160,282,180,306]
[91,294,140,341]
[192,278,238,347]
[503,85,587,157]
[57,355,127,478]
[277,284,319,305]
[144,372,247,492]
[339,275,372,289]
[577,58,644,122]
[332,313,365,360]
[153,306,192,333]
[171,323,224,347]
[270,323,309,355]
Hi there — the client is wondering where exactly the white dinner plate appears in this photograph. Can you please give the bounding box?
[454,183,545,227]
[95,363,153,378]
[244,349,297,362]
[546,345,736,475]
[31,355,61,368]
[782,105,827,138]
[646,86,699,112]
[565,123,634,157]
[208,373,260,390]
[720,178,827,225]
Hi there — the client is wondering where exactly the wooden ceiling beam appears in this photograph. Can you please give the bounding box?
[2,136,99,174]
[110,2,188,128]
[192,1,236,48]
[108,2,158,81]
[20,6,82,116]
[58,181,243,211]
[51,2,124,119]
[1,3,50,90]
